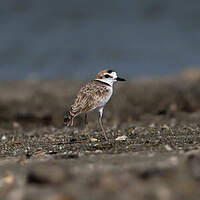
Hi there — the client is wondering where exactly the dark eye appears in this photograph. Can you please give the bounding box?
[104,74,110,78]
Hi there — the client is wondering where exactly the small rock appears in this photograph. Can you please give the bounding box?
[116,135,127,141]
[1,135,7,141]
[161,124,170,131]
[94,150,103,154]
[129,127,135,134]
[90,137,98,142]
[164,144,172,151]
[32,151,46,158]
[47,135,57,141]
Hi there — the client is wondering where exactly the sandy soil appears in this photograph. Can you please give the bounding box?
[1,71,200,200]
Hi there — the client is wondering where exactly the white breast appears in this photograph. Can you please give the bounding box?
[98,86,113,108]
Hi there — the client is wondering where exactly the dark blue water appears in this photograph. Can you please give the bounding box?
[0,0,200,80]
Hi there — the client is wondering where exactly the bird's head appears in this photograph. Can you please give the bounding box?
[96,69,126,86]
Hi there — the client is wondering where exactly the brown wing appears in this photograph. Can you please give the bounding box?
[70,80,109,116]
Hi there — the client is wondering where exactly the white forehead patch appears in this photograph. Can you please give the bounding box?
[110,72,117,79]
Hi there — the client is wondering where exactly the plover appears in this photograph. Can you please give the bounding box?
[64,69,126,140]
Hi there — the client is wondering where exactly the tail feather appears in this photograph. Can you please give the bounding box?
[64,111,74,126]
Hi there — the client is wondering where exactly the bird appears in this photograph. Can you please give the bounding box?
[64,69,126,140]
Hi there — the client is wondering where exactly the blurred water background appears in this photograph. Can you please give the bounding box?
[0,0,200,80]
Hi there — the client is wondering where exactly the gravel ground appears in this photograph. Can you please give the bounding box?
[1,70,200,200]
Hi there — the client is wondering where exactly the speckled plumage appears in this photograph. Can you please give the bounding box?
[69,80,112,118]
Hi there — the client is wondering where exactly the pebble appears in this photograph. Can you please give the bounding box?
[31,151,46,158]
[94,150,103,154]
[116,135,127,141]
[90,137,98,142]
[1,135,7,141]
[164,144,172,151]
[161,124,170,131]
[129,127,135,133]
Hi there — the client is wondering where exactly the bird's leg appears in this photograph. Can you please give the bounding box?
[84,113,90,139]
[98,108,108,140]
[99,117,107,140]
[84,113,88,125]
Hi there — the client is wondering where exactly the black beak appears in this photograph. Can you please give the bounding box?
[116,77,126,81]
